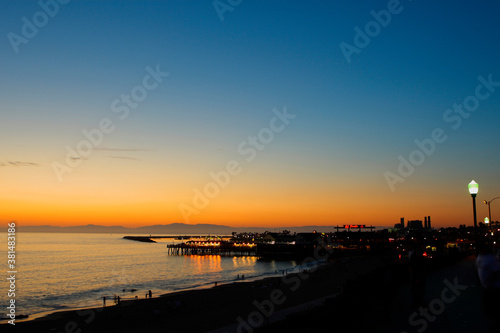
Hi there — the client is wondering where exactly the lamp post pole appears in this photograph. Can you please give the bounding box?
[486,201,491,224]
[484,197,500,229]
[468,180,479,254]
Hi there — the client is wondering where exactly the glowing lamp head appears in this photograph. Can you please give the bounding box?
[485,217,490,224]
[468,180,479,196]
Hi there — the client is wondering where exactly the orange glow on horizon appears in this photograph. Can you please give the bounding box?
[1,163,492,229]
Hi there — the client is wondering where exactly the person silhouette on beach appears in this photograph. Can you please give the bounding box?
[477,241,500,330]
[149,290,152,298]
[103,296,106,307]
[477,242,500,290]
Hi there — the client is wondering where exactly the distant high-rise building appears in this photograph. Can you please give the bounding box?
[424,216,428,228]
[428,216,431,229]
[394,217,405,229]
[408,220,423,229]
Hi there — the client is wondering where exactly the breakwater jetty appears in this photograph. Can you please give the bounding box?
[123,236,157,243]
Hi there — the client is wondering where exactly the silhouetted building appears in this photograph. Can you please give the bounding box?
[394,217,405,229]
[295,233,320,245]
[428,216,431,229]
[424,216,428,228]
[408,220,423,229]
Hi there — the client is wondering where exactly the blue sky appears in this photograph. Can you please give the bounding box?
[1,0,500,227]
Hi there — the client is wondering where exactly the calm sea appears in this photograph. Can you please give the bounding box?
[1,233,303,319]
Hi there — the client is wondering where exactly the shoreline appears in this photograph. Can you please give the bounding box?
[1,268,293,325]
[2,258,323,325]
[4,255,390,332]
[0,276,263,324]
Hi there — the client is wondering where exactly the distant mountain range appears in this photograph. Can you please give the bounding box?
[12,223,359,234]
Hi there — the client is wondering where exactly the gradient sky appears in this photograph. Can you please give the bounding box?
[1,0,499,228]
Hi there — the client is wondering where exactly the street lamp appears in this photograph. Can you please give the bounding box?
[485,217,491,235]
[468,180,479,254]
[484,197,500,227]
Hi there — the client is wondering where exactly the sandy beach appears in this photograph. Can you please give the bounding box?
[4,255,394,333]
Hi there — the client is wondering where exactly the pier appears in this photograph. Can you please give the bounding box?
[167,241,256,256]
[123,235,232,243]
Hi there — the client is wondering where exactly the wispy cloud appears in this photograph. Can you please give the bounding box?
[0,160,39,167]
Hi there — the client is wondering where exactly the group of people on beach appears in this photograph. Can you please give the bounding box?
[102,295,121,307]
[102,290,153,307]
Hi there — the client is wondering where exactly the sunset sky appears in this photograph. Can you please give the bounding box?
[1,1,500,228]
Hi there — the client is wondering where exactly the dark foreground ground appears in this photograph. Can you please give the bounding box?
[4,252,497,333]
[255,254,500,333]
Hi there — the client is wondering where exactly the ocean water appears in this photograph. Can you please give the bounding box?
[1,233,303,319]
